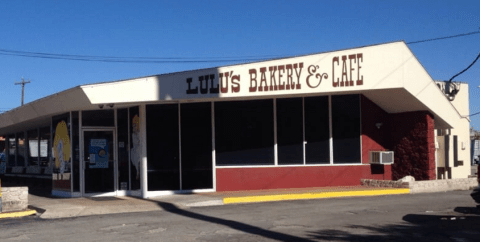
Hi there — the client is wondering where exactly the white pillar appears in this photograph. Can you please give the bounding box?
[139,104,148,198]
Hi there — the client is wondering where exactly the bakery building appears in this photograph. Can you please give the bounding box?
[0,41,471,198]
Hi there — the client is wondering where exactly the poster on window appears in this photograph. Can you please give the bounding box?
[53,120,71,174]
[89,139,109,168]
[29,140,39,157]
[40,140,48,158]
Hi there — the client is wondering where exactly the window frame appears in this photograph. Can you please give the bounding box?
[214,95,363,168]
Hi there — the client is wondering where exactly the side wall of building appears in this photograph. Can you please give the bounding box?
[361,96,390,162]
[447,83,471,179]
[362,96,437,180]
[433,82,471,179]
[390,111,436,180]
[449,118,472,178]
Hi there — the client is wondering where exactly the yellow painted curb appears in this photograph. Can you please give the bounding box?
[0,209,37,219]
[223,189,410,204]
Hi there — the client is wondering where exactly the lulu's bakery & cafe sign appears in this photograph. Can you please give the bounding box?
[185,52,364,97]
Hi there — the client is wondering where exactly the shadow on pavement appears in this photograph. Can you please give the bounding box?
[307,207,480,242]
[454,206,480,215]
[155,201,314,242]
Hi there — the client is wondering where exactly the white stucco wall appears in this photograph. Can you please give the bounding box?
[435,82,471,179]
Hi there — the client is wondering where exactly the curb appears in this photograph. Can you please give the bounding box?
[0,209,37,219]
[223,188,410,204]
[184,200,224,207]
[28,205,46,214]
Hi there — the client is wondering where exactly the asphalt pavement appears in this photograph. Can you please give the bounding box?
[1,190,479,242]
[25,186,410,219]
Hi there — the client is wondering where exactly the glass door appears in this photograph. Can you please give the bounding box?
[82,129,115,194]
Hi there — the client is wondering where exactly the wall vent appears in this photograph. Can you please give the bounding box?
[369,151,394,165]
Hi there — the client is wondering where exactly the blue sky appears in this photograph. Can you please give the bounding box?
[1,1,480,128]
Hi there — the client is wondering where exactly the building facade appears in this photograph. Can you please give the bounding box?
[0,41,471,198]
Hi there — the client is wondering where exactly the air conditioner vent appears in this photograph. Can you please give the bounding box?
[369,151,394,165]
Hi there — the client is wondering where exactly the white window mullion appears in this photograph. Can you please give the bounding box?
[70,111,73,193]
[329,95,333,164]
[23,131,27,167]
[178,103,182,190]
[79,111,83,195]
[211,101,216,191]
[114,108,118,193]
[274,98,278,166]
[303,97,306,165]
[358,95,362,164]
[37,127,41,167]
[139,104,148,198]
[127,108,131,191]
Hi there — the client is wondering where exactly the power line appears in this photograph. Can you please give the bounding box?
[0,49,283,60]
[467,111,480,118]
[0,49,278,63]
[0,30,478,63]
[0,51,270,63]
[449,51,480,82]
[407,30,480,44]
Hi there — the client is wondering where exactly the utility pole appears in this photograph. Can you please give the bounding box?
[14,77,31,106]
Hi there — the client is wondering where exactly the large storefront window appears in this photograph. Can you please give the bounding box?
[7,135,15,166]
[146,104,180,191]
[146,103,214,191]
[0,137,4,174]
[277,98,303,165]
[215,99,274,166]
[181,102,213,190]
[39,127,51,167]
[129,106,141,190]
[332,95,361,164]
[5,129,50,168]
[27,129,39,166]
[213,95,361,167]
[16,132,26,167]
[117,108,129,191]
[305,96,330,164]
[72,111,80,192]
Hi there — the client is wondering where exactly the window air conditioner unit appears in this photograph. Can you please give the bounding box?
[369,151,394,165]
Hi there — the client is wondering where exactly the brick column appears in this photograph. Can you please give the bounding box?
[426,113,436,180]
[390,111,436,180]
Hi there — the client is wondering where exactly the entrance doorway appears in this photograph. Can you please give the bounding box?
[82,129,116,195]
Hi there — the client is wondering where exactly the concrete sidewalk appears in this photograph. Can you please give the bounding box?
[25,186,410,219]
[28,193,224,219]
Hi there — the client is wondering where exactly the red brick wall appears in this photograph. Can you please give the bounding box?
[361,96,389,163]
[216,165,391,192]
[390,111,435,180]
[360,96,435,181]
[360,96,392,180]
